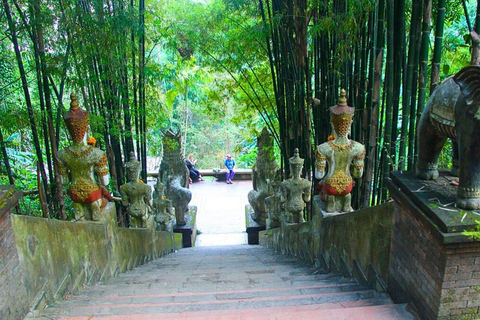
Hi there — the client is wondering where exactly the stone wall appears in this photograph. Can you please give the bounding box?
[260,196,394,288]
[10,203,182,318]
[388,172,480,320]
[0,186,28,320]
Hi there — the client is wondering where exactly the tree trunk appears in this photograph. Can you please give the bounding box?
[472,0,480,65]
[3,0,51,214]
[430,0,446,93]
[139,0,147,181]
[0,126,14,185]
[400,0,422,170]
[33,0,66,219]
[415,0,432,165]
[381,0,394,201]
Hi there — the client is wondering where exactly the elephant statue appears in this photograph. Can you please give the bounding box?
[416,65,480,210]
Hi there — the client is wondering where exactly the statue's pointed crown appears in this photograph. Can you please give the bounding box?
[70,93,79,110]
[125,151,140,174]
[289,148,304,165]
[330,89,354,115]
[64,93,89,142]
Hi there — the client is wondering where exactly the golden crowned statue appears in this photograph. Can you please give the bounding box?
[57,93,110,221]
[315,89,365,213]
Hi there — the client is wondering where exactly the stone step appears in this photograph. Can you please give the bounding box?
[125,303,414,320]
[51,282,380,307]
[32,245,416,319]
[41,302,411,319]
[42,287,392,317]
[60,273,357,298]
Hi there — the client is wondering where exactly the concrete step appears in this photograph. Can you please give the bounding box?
[100,303,413,320]
[56,283,370,303]
[46,285,387,310]
[32,245,416,319]
[39,302,412,319]
[38,283,399,318]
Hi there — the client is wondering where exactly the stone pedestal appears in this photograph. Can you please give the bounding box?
[173,206,197,248]
[245,204,265,245]
[387,171,480,320]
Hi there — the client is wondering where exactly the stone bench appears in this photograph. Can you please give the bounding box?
[199,169,252,181]
[148,169,252,181]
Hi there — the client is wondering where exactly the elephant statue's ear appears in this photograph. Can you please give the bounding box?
[454,66,480,102]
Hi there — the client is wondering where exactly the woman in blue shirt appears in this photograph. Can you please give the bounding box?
[224,154,235,184]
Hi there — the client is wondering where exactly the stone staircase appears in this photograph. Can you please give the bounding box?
[31,245,416,319]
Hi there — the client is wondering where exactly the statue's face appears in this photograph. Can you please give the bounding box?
[127,168,140,182]
[155,184,164,197]
[290,163,303,177]
[331,113,353,137]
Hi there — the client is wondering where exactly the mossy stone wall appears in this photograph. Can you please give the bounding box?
[10,203,182,316]
[0,186,28,320]
[259,196,394,286]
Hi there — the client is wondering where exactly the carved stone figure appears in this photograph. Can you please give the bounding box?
[158,129,192,226]
[315,89,365,213]
[120,152,152,228]
[280,149,311,223]
[152,179,175,232]
[248,128,278,225]
[57,93,110,221]
[265,180,282,229]
[416,66,480,210]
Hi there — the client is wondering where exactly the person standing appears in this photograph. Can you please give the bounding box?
[224,154,235,184]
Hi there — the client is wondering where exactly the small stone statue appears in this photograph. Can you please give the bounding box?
[152,180,175,232]
[280,149,311,223]
[265,180,282,229]
[158,129,192,226]
[315,89,365,213]
[248,128,278,225]
[57,93,110,221]
[120,152,152,228]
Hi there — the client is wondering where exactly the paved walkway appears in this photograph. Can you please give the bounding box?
[189,179,251,246]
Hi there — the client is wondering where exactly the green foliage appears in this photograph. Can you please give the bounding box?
[463,219,480,241]
[439,5,472,80]
[0,133,36,183]
[146,0,270,167]
[0,133,43,216]
[236,147,257,169]
[310,0,375,67]
[438,139,454,170]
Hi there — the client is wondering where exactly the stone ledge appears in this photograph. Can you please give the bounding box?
[387,172,476,244]
[389,170,478,234]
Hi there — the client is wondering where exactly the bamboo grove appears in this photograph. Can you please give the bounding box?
[1,0,480,220]
[1,0,148,221]
[258,0,480,209]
